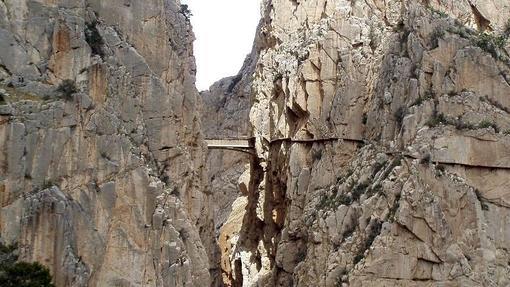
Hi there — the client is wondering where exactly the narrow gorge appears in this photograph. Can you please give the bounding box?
[1,0,510,287]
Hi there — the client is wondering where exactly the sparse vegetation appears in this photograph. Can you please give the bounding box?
[366,183,383,198]
[446,17,510,61]
[85,21,104,58]
[426,113,498,132]
[351,182,369,201]
[371,160,387,178]
[428,7,448,18]
[425,112,447,127]
[57,80,77,101]
[335,268,349,286]
[478,119,499,132]
[448,25,476,39]
[474,32,507,60]
[454,119,475,130]
[0,242,54,287]
[504,19,510,38]
[387,193,401,222]
[479,95,510,113]
[180,4,192,20]
[430,28,445,48]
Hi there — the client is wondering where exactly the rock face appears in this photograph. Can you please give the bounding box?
[3,0,510,286]
[200,50,256,286]
[214,0,510,286]
[0,1,213,286]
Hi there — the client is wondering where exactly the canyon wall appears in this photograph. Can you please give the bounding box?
[201,50,256,286]
[0,0,213,286]
[216,0,510,286]
[2,0,510,286]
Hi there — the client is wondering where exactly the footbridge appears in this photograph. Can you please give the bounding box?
[205,138,255,154]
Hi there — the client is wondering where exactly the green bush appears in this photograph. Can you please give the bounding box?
[426,112,447,127]
[474,32,507,60]
[0,242,54,287]
[478,119,499,132]
[57,79,77,101]
[180,4,192,20]
[430,28,445,48]
[0,262,54,287]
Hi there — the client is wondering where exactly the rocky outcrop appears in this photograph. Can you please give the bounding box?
[217,0,510,286]
[0,0,213,286]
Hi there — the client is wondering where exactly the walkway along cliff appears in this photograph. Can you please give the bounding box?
[2,0,510,287]
[205,0,510,286]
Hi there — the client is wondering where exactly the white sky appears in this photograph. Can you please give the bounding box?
[180,0,261,91]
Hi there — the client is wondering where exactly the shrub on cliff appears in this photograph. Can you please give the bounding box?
[180,4,192,20]
[0,242,54,287]
[57,79,77,101]
[0,262,54,287]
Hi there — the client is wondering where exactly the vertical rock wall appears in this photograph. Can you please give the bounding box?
[216,0,510,286]
[3,0,510,286]
[200,50,257,286]
[0,0,213,286]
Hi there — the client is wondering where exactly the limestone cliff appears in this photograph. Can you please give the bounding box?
[215,0,510,286]
[0,0,213,286]
[3,0,510,286]
[200,50,256,286]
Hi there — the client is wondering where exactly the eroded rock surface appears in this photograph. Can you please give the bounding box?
[201,50,257,286]
[217,0,510,286]
[0,1,213,286]
[3,0,510,286]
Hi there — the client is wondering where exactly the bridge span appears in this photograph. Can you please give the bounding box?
[205,138,255,149]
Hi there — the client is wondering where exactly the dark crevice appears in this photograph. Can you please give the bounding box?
[0,64,12,76]
[227,74,243,93]
[85,20,105,58]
